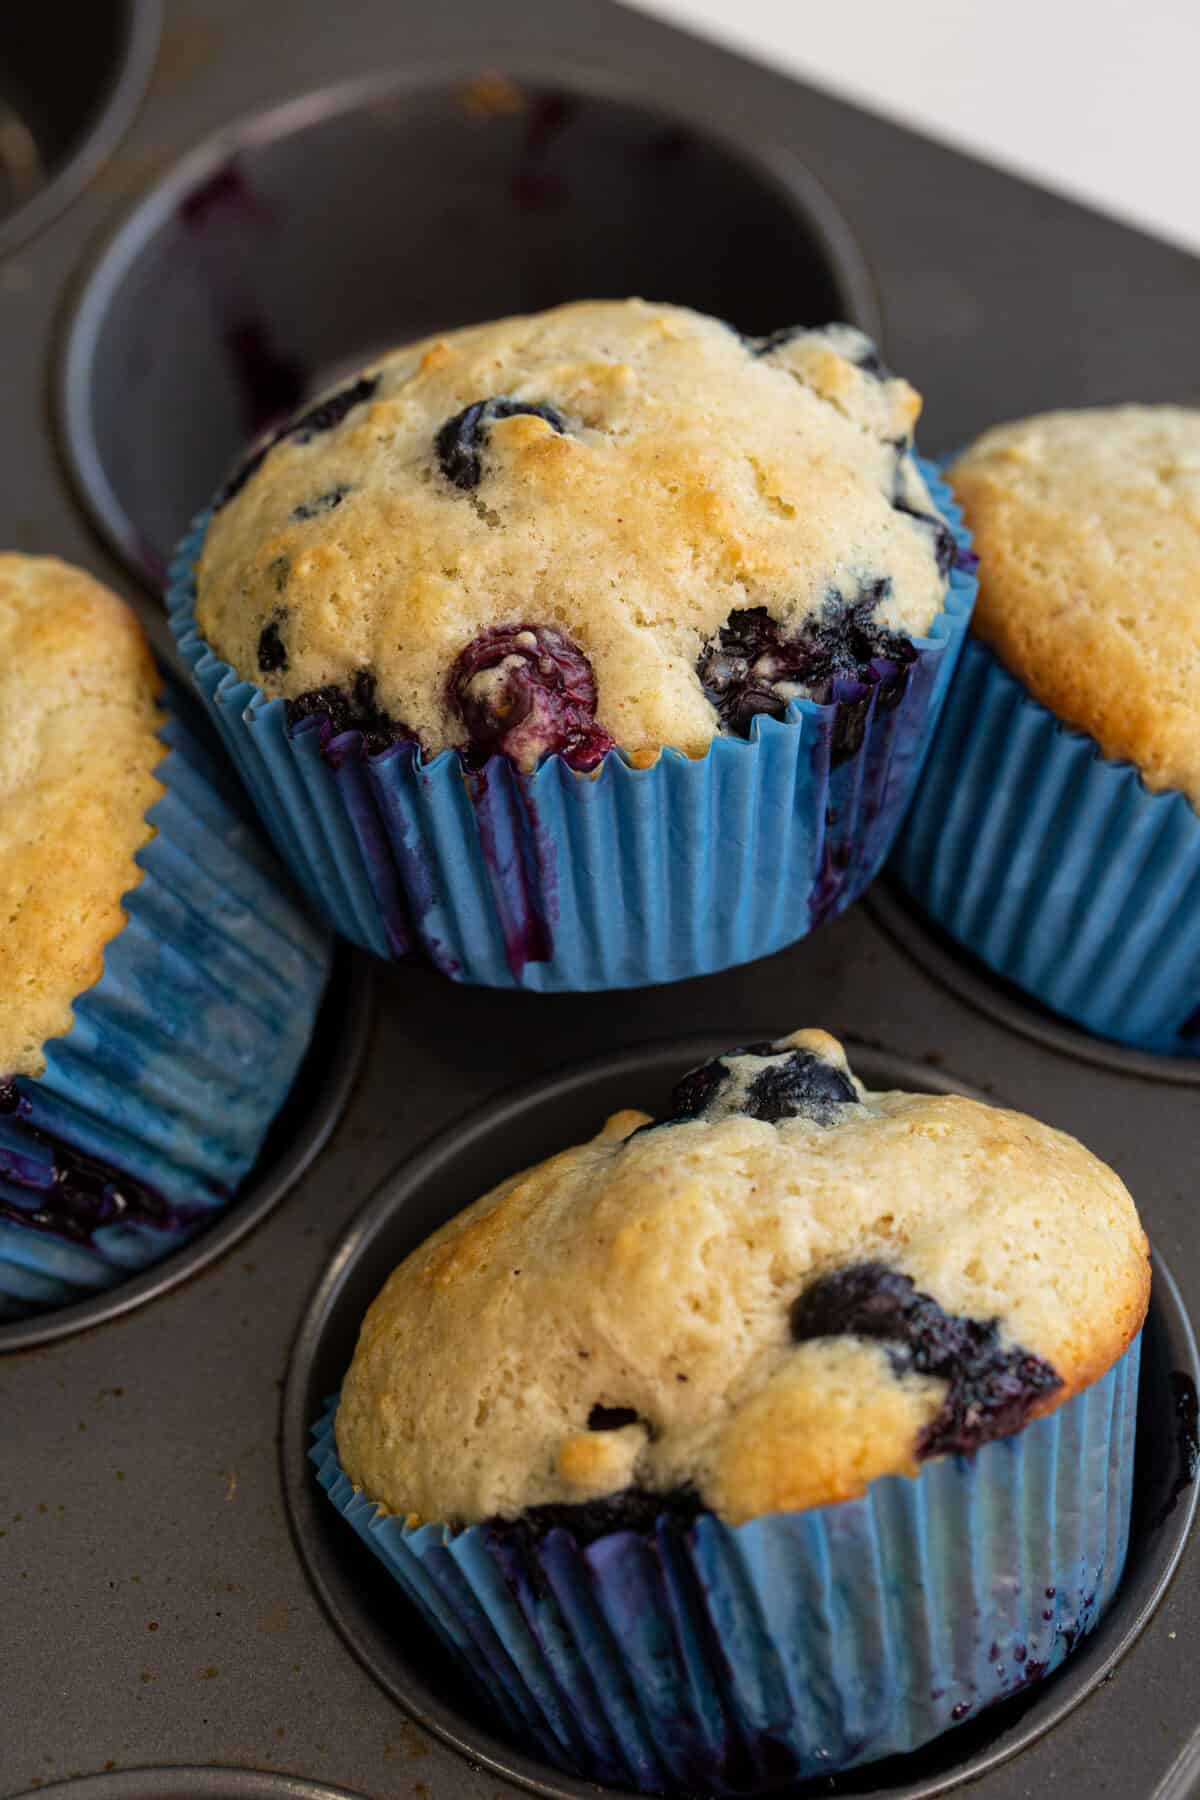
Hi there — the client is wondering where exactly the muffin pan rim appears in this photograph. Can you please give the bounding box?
[0,0,163,261]
[867,878,1200,1087]
[281,1032,1196,1800]
[15,1771,370,1800]
[53,50,882,591]
[0,944,374,1354]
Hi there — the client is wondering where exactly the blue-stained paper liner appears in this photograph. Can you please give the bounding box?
[893,636,1200,1054]
[167,463,976,991]
[312,1336,1138,1795]
[0,689,332,1319]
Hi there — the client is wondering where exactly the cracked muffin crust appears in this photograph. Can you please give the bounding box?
[196,299,953,771]
[335,1030,1149,1529]
[0,555,163,1078]
[951,405,1200,805]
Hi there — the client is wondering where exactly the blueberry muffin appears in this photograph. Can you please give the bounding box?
[174,301,975,987]
[0,556,164,1084]
[0,555,331,1318]
[953,405,1200,801]
[895,405,1200,1053]
[195,303,954,767]
[318,1032,1146,1790]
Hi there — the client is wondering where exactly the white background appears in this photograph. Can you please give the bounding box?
[622,0,1200,255]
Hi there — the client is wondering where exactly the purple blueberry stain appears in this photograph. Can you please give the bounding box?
[435,398,568,491]
[696,596,916,739]
[221,318,306,442]
[286,669,407,758]
[789,1262,1062,1457]
[489,1482,704,1547]
[462,761,553,977]
[0,1078,201,1247]
[449,624,613,772]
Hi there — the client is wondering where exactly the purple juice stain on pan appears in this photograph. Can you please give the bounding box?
[513,91,580,213]
[175,159,307,440]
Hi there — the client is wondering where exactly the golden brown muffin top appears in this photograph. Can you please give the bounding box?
[197,301,952,770]
[336,1031,1149,1529]
[0,555,164,1078]
[952,405,1200,804]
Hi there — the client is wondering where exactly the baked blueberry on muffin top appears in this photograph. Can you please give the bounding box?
[335,1030,1148,1529]
[952,405,1200,803]
[196,300,955,771]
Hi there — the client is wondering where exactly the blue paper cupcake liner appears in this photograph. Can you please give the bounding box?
[167,462,976,991]
[312,1334,1139,1795]
[0,687,332,1319]
[892,635,1200,1054]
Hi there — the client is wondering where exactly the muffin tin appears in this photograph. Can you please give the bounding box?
[0,0,160,257]
[4,1,1200,1797]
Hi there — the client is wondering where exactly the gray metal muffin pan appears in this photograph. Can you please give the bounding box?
[0,0,160,258]
[4,0,1200,1796]
[27,1776,368,1800]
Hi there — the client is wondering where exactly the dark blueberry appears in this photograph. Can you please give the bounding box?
[749,325,892,379]
[697,596,916,738]
[0,1080,194,1248]
[291,484,352,522]
[664,1042,859,1129]
[668,1055,746,1120]
[289,374,380,442]
[747,326,802,357]
[256,618,288,674]
[286,668,407,756]
[894,500,958,579]
[214,374,379,511]
[449,623,614,772]
[587,1404,641,1431]
[492,1482,704,1546]
[435,397,567,491]
[790,1261,1062,1457]
[743,1052,859,1123]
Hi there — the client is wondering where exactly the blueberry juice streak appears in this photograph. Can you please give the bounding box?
[449,624,614,772]
[0,1078,195,1248]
